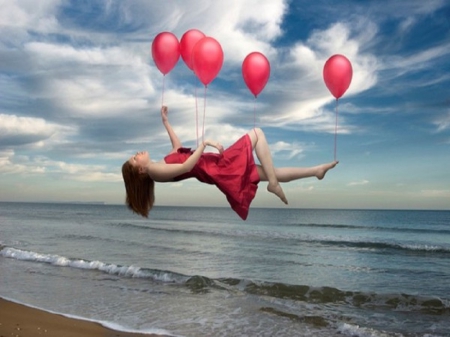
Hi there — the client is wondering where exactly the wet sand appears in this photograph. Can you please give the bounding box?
[0,298,165,337]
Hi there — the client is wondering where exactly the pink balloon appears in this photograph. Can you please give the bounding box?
[151,32,180,75]
[192,37,224,86]
[180,29,205,71]
[323,54,353,99]
[242,52,270,97]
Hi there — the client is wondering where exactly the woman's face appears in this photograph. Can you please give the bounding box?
[128,151,150,172]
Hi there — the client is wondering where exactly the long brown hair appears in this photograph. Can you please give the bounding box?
[121,161,155,217]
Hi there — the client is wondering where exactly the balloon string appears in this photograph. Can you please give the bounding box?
[161,75,166,107]
[202,86,207,144]
[195,85,198,148]
[334,98,339,162]
[253,96,256,129]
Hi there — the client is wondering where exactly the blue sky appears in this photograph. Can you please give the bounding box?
[1,0,449,212]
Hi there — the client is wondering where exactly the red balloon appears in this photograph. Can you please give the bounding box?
[323,54,353,99]
[192,37,224,86]
[151,32,180,75]
[180,29,205,71]
[242,52,270,97]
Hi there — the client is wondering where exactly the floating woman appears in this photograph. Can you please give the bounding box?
[122,106,338,220]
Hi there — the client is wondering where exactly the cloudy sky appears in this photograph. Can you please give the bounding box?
[1,0,449,212]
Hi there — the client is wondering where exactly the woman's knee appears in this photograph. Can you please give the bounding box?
[253,127,264,139]
[247,127,264,146]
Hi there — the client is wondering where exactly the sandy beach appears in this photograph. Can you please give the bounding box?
[0,298,165,337]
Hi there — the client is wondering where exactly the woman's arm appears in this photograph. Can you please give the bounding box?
[147,140,221,182]
[161,106,182,153]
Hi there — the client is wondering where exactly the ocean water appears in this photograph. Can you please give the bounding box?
[0,202,449,337]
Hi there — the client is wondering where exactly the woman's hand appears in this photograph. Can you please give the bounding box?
[161,106,169,123]
[203,140,224,154]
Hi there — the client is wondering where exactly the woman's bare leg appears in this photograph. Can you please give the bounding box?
[248,128,288,204]
[256,162,338,182]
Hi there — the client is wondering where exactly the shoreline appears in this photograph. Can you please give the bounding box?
[0,298,168,337]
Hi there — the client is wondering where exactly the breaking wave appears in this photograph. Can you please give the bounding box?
[2,246,448,315]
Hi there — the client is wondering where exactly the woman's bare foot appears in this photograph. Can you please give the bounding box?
[268,183,288,204]
[316,161,339,180]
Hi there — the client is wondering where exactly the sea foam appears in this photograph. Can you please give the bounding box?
[0,247,186,283]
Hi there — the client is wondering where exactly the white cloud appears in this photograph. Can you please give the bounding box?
[385,44,450,74]
[0,148,120,182]
[348,180,369,186]
[0,114,59,146]
[398,17,416,33]
[270,141,305,159]
[433,111,450,133]
[21,42,154,117]
[174,0,287,63]
[0,150,45,174]
[24,42,141,67]
[0,0,60,32]
[42,159,121,182]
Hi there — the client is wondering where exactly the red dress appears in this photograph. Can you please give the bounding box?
[164,134,260,220]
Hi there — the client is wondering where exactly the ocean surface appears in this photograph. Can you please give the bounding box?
[0,202,449,337]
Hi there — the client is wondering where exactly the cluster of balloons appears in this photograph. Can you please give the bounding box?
[152,30,223,87]
[151,30,270,97]
[152,30,353,100]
